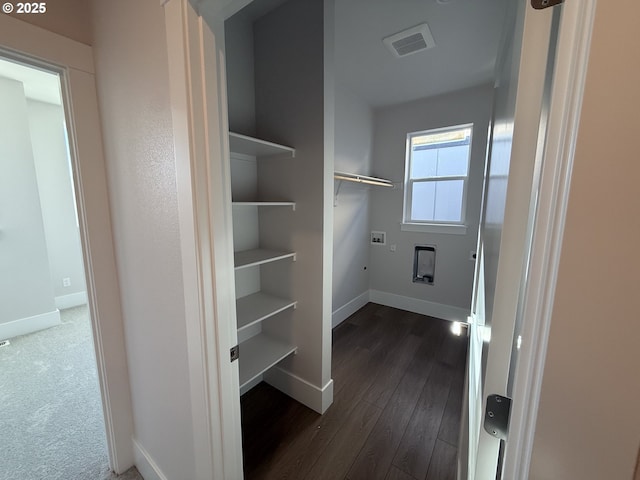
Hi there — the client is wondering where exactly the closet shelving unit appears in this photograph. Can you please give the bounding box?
[229,131,299,391]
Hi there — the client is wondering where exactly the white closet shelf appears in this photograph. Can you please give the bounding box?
[238,333,297,389]
[234,248,296,270]
[229,132,295,158]
[236,292,297,332]
[232,201,296,211]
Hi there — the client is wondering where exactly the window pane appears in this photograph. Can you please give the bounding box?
[433,180,463,222]
[411,182,436,221]
[436,144,469,176]
[411,180,464,223]
[411,147,437,178]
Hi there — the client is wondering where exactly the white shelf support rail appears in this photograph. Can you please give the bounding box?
[334,171,395,206]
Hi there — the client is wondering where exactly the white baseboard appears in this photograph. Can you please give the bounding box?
[133,439,169,480]
[264,367,334,414]
[55,291,88,310]
[369,290,469,322]
[332,291,370,328]
[0,310,61,340]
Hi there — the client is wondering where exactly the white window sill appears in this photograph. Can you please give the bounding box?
[401,222,468,235]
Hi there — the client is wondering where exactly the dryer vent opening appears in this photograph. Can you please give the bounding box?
[413,245,436,285]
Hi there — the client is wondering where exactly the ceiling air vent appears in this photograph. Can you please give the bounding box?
[383,23,436,58]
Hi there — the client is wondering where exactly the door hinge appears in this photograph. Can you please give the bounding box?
[230,345,239,362]
[483,394,512,440]
[531,0,564,9]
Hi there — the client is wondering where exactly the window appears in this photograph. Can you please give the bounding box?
[403,125,472,233]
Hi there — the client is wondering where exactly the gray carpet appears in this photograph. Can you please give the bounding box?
[0,306,143,480]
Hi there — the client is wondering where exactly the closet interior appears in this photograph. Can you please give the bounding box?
[223,0,333,413]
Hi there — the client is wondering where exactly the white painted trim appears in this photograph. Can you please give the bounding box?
[472,4,558,477]
[64,68,135,473]
[264,367,334,414]
[133,439,169,480]
[332,291,370,328]
[502,1,598,478]
[199,10,245,480]
[0,310,61,340]
[322,0,337,407]
[164,1,243,478]
[164,2,230,479]
[55,291,88,310]
[401,222,468,235]
[370,289,469,322]
[0,15,93,73]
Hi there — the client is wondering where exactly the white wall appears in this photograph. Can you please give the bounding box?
[90,0,196,478]
[332,83,373,322]
[224,10,256,136]
[0,77,59,338]
[368,84,494,316]
[27,100,87,305]
[530,1,640,478]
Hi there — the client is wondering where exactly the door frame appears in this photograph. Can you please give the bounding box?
[0,16,135,473]
[164,1,243,478]
[500,1,597,477]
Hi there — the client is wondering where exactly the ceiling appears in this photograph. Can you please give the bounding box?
[0,58,61,105]
[335,0,509,108]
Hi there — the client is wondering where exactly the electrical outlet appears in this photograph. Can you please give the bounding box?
[63,277,71,287]
[390,244,397,252]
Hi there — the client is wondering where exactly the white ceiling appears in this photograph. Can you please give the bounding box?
[0,58,61,105]
[335,0,509,108]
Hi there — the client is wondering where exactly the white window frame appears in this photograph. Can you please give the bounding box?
[402,124,473,235]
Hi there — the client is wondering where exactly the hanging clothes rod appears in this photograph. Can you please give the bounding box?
[333,171,395,206]
[334,171,394,188]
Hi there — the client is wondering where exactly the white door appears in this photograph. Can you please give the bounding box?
[466,2,561,479]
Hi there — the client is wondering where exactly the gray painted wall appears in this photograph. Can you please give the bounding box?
[332,83,372,312]
[0,77,57,326]
[225,11,256,136]
[28,100,87,300]
[254,0,332,388]
[369,84,494,310]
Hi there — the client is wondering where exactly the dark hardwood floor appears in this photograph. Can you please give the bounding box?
[241,302,468,480]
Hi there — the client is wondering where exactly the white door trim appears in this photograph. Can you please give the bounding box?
[0,16,135,473]
[164,1,243,478]
[502,1,598,478]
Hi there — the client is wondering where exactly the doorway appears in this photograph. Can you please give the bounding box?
[174,0,583,475]
[0,55,114,479]
[215,0,504,477]
[0,13,137,475]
